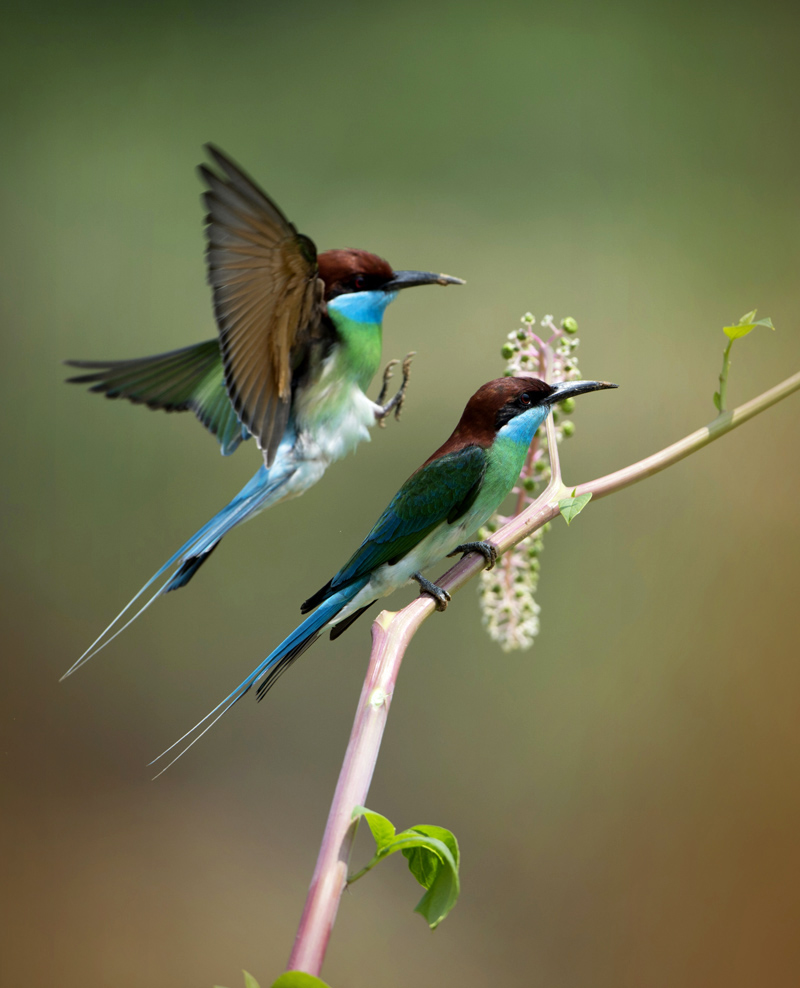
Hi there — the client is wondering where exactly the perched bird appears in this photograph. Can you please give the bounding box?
[63,146,462,675]
[153,375,617,772]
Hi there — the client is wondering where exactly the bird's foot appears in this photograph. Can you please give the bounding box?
[447,540,498,570]
[375,352,415,427]
[376,358,399,407]
[412,572,451,611]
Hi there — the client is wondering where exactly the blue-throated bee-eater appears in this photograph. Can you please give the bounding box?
[63,146,463,676]
[152,375,617,772]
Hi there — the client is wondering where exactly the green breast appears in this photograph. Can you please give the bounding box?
[477,434,533,512]
[327,312,383,393]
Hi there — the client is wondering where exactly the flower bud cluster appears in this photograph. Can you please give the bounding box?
[477,313,582,651]
[502,312,581,450]
[478,521,548,651]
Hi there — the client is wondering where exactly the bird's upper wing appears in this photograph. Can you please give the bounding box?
[201,145,326,466]
[65,340,249,455]
[302,445,488,613]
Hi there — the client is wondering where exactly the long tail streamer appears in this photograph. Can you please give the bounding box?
[61,465,292,679]
[148,581,367,777]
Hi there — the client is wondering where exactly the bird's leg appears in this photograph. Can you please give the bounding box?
[375,359,399,407]
[446,540,498,570]
[412,572,451,611]
[375,352,415,427]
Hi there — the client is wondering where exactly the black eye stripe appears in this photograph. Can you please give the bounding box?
[494,382,554,429]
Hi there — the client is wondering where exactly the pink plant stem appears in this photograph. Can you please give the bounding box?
[286,605,421,974]
[286,370,800,977]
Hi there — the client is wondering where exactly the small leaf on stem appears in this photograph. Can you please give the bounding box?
[716,310,776,411]
[723,309,776,341]
[558,491,593,525]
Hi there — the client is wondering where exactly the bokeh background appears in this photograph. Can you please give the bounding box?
[2,2,799,986]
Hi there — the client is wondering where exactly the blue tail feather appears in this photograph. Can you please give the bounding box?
[62,463,295,679]
[149,579,368,776]
[163,540,221,592]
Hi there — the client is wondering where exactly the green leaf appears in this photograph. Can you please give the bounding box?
[352,806,396,852]
[713,391,722,412]
[400,831,455,893]
[349,808,461,929]
[558,491,592,525]
[723,309,776,341]
[391,833,459,929]
[402,828,461,929]
[270,973,333,988]
[413,850,460,930]
[723,321,756,340]
[403,824,460,883]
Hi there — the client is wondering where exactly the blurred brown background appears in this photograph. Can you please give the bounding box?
[2,2,799,986]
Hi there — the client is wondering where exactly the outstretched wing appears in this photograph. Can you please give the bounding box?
[65,340,248,455]
[201,145,327,466]
[302,445,487,613]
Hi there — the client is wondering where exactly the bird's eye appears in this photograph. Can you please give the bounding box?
[353,274,367,290]
[519,392,531,406]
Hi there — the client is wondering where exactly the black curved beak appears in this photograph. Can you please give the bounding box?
[382,270,466,291]
[544,380,618,404]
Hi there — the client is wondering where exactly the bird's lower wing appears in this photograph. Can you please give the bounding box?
[65,339,249,455]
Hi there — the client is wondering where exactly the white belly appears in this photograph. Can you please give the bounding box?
[298,386,378,465]
[332,516,475,624]
[253,374,378,512]
[292,348,379,467]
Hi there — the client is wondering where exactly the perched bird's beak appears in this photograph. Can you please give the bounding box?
[545,380,618,403]
[382,270,465,291]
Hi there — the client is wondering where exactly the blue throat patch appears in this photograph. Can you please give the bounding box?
[497,405,550,446]
[327,290,398,324]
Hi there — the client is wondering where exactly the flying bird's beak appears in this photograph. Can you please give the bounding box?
[382,270,465,291]
[545,380,618,404]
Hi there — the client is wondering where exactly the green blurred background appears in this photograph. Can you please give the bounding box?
[2,2,799,985]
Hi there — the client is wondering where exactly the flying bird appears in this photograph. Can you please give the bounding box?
[152,375,617,773]
[64,146,463,676]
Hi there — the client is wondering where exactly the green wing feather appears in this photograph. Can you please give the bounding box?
[302,446,487,613]
[65,339,249,455]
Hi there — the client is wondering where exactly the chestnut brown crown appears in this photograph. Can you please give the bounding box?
[423,378,553,463]
[423,376,617,465]
[318,249,394,300]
